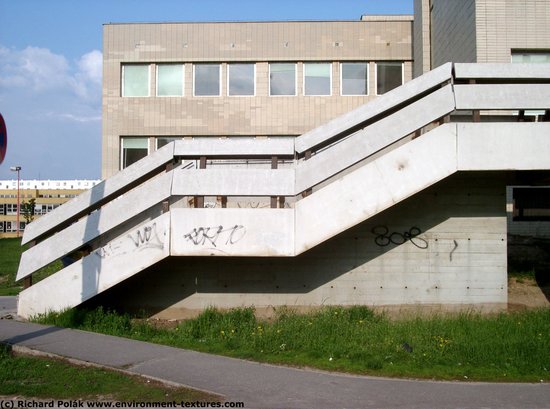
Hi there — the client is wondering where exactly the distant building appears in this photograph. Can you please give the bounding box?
[0,180,100,238]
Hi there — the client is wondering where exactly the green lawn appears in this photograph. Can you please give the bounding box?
[0,344,218,402]
[36,306,550,383]
[0,238,61,295]
[0,238,24,295]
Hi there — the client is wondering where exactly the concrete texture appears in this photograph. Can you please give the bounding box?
[18,213,171,318]
[1,320,549,409]
[295,62,452,153]
[23,142,175,244]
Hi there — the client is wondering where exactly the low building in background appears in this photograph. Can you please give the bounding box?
[0,180,100,238]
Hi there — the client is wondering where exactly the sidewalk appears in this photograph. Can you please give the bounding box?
[1,319,549,409]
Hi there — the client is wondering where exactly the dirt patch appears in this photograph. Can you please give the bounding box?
[508,277,550,311]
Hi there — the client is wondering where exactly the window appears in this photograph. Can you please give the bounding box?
[194,64,221,96]
[511,51,550,63]
[304,63,331,96]
[269,63,296,96]
[6,204,18,215]
[157,137,182,149]
[121,137,149,169]
[122,65,150,97]
[228,64,255,96]
[376,62,403,95]
[513,188,550,221]
[341,62,369,96]
[157,64,184,96]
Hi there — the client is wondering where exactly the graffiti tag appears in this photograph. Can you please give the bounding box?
[371,225,428,249]
[184,225,246,247]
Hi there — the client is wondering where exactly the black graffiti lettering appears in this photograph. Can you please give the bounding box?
[226,225,246,245]
[371,225,428,249]
[128,223,163,250]
[184,224,246,247]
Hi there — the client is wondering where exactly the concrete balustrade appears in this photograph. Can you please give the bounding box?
[16,63,550,318]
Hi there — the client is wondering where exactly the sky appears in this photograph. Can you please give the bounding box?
[0,0,413,181]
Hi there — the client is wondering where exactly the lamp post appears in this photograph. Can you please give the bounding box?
[10,166,21,238]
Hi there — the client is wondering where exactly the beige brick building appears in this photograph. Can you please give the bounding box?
[413,0,550,76]
[0,180,100,238]
[102,18,413,178]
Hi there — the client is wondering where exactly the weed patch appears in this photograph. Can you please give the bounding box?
[35,306,550,382]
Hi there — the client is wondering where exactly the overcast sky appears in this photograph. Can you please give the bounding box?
[0,0,412,181]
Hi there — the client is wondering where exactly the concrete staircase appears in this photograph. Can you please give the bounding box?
[16,63,550,318]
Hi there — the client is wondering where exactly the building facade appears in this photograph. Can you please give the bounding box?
[413,0,550,77]
[102,17,413,178]
[0,180,100,238]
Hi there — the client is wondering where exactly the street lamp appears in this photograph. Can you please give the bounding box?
[10,166,21,238]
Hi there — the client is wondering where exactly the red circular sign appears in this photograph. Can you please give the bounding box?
[0,113,6,165]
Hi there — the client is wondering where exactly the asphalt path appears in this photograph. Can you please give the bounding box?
[1,319,549,409]
[0,296,16,318]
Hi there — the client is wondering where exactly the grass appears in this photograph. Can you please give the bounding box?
[0,238,62,295]
[35,306,550,383]
[0,344,218,402]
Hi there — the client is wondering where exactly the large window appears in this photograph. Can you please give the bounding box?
[157,64,184,96]
[228,64,255,96]
[269,63,296,96]
[341,62,369,96]
[121,137,149,169]
[376,62,403,95]
[122,64,150,97]
[513,188,550,221]
[304,63,331,96]
[511,51,550,63]
[156,137,182,149]
[194,64,221,96]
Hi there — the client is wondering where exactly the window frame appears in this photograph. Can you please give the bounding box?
[156,137,183,150]
[303,62,332,96]
[121,64,151,97]
[269,62,297,96]
[156,63,184,97]
[375,61,404,96]
[120,137,150,170]
[193,63,222,97]
[340,62,369,96]
[227,63,256,97]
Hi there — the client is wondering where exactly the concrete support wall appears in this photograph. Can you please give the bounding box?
[90,173,507,318]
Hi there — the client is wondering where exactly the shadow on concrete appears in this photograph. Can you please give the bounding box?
[84,172,509,317]
[1,325,63,345]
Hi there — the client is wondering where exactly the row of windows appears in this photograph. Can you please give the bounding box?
[122,62,404,98]
[0,203,60,216]
[0,204,19,215]
[0,221,25,233]
[121,136,286,169]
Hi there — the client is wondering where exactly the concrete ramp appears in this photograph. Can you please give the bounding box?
[17,63,550,318]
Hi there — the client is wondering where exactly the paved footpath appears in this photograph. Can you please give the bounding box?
[1,319,549,409]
